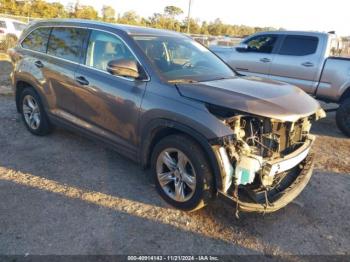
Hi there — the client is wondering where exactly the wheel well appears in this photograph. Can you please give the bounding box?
[142,125,221,190]
[144,127,185,169]
[15,81,33,112]
[340,87,350,103]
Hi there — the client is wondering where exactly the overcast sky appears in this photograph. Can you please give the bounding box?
[50,0,350,36]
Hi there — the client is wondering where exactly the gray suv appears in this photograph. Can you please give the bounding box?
[9,19,326,214]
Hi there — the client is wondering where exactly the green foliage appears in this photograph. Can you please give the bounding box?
[102,5,116,23]
[74,5,98,20]
[0,1,279,37]
[164,6,183,17]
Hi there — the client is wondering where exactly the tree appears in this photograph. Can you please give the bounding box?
[29,0,67,19]
[0,0,281,37]
[102,5,116,22]
[74,5,98,20]
[164,6,183,18]
[118,11,142,25]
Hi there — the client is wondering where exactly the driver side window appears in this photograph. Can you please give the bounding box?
[244,35,277,54]
[85,30,137,71]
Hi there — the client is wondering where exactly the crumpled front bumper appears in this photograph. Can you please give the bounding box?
[218,154,314,213]
[217,135,315,213]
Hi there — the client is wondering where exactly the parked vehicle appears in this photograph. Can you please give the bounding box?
[0,17,27,50]
[8,20,326,214]
[211,31,350,137]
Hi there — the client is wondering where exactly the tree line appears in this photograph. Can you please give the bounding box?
[0,0,281,37]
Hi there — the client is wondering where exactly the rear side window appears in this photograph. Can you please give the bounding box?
[279,36,319,56]
[47,27,87,63]
[21,27,51,53]
[0,21,6,28]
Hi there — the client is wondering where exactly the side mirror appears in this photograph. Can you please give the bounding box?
[236,43,249,52]
[107,59,140,79]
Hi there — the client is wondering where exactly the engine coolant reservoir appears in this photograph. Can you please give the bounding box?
[235,155,262,185]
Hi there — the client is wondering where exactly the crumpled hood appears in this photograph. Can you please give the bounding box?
[176,76,322,122]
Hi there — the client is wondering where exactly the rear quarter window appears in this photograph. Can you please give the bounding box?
[21,27,51,53]
[47,27,87,63]
[279,35,319,56]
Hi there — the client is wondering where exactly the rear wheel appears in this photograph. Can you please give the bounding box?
[336,98,350,137]
[151,134,214,211]
[20,88,52,136]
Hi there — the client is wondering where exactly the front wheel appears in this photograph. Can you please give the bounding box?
[336,98,350,137]
[151,135,214,211]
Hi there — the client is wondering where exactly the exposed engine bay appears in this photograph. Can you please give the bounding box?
[222,115,312,186]
[210,107,325,214]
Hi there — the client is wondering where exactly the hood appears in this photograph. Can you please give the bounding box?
[176,76,322,122]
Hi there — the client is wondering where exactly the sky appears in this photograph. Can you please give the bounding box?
[50,0,350,36]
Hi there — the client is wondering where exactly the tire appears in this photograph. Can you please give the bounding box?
[151,134,214,211]
[336,98,350,137]
[20,87,52,136]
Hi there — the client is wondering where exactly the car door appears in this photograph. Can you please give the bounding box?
[228,34,279,77]
[73,29,148,148]
[44,26,89,118]
[269,35,321,94]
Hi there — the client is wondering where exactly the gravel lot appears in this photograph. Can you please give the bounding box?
[0,56,349,255]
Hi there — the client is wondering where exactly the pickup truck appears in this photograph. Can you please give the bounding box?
[211,31,350,137]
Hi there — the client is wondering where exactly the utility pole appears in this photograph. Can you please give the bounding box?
[186,0,192,34]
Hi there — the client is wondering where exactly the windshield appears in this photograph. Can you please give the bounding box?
[132,35,236,82]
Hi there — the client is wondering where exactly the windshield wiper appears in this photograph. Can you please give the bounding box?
[168,79,198,84]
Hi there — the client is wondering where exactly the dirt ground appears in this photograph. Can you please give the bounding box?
[0,56,349,256]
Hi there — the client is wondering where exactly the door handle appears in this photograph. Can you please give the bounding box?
[75,76,89,86]
[260,58,271,63]
[34,60,44,68]
[302,62,314,67]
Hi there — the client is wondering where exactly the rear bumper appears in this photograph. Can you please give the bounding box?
[218,153,314,213]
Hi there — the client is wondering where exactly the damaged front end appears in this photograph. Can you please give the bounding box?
[211,106,325,214]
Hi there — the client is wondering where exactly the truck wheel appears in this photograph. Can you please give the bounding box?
[20,87,53,136]
[151,134,214,211]
[336,97,350,137]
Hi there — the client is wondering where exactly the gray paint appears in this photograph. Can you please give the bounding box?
[10,20,322,194]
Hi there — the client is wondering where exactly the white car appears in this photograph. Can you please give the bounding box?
[0,17,27,49]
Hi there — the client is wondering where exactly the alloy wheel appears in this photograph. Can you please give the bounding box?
[22,95,41,130]
[156,148,197,202]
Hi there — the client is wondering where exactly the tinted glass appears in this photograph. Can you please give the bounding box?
[13,22,27,31]
[0,21,6,28]
[244,35,277,54]
[85,30,137,71]
[21,27,51,53]
[47,27,87,63]
[133,35,235,82]
[279,36,318,56]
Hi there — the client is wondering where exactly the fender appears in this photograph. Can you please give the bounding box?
[140,118,224,190]
[14,72,49,113]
